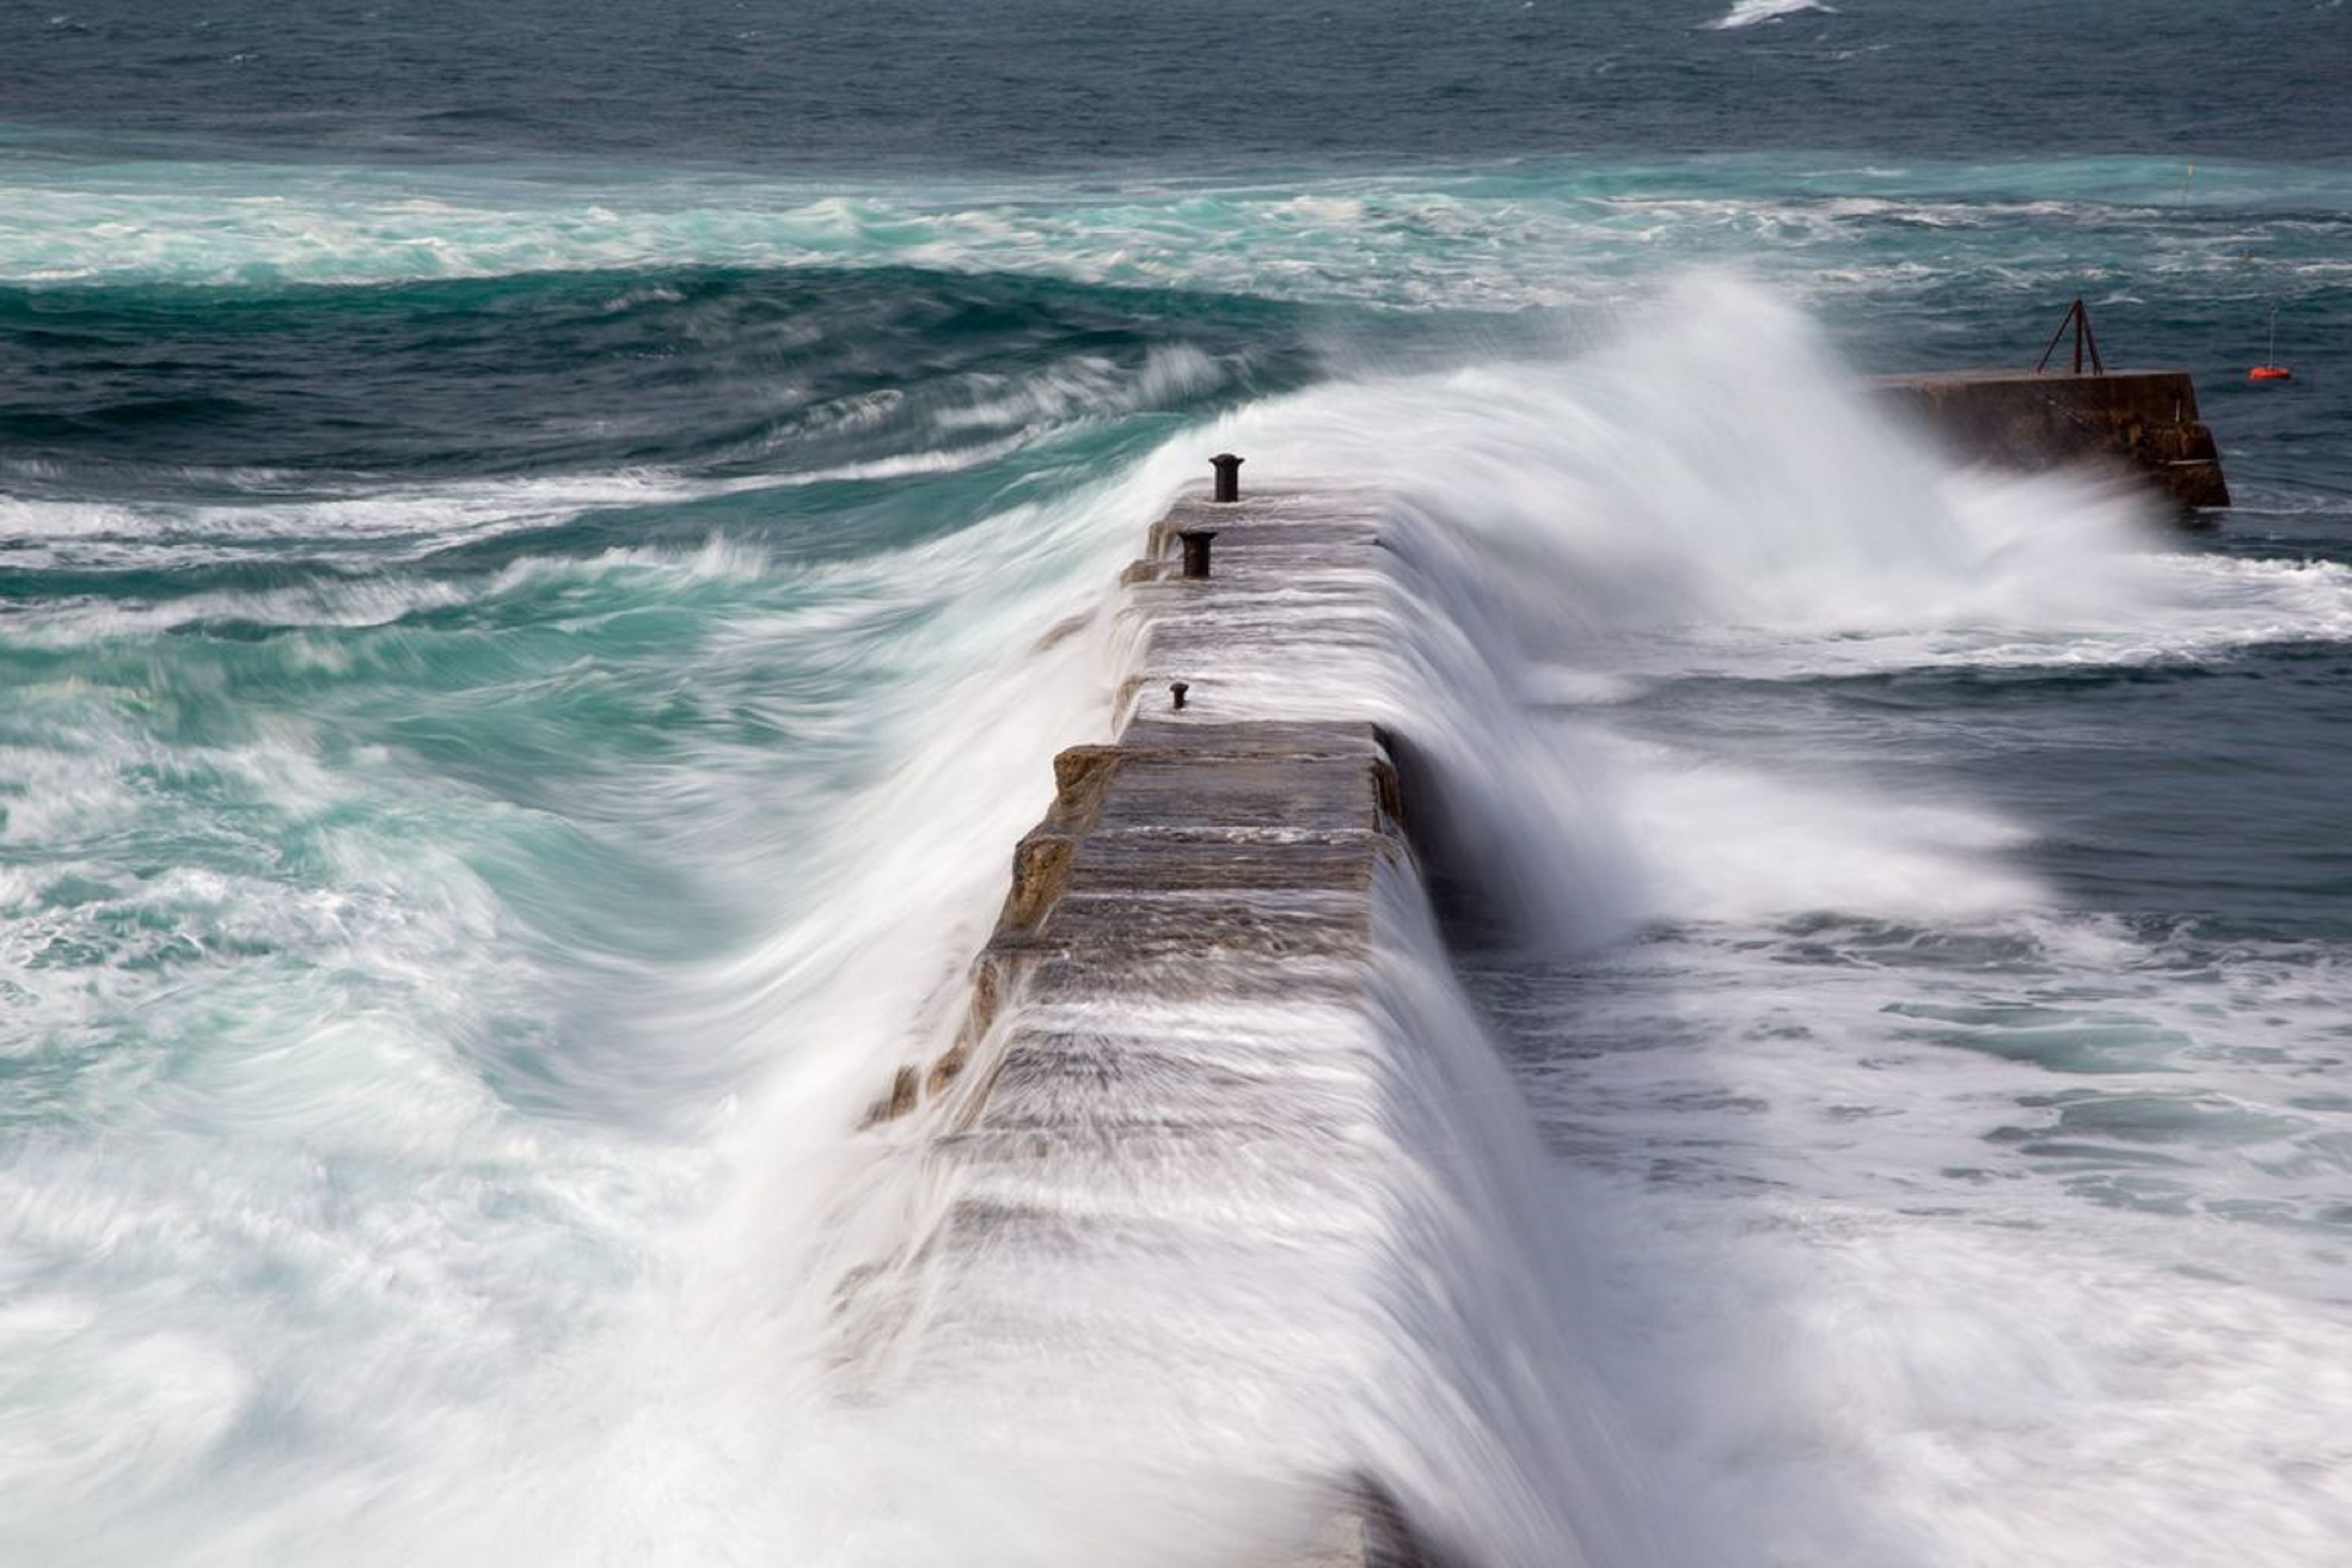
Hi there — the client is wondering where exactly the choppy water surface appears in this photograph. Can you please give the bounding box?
[4,2,2351,1564]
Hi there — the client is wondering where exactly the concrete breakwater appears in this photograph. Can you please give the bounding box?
[1872,368,2230,512]
[871,484,1409,1126]
[856,481,1477,1566]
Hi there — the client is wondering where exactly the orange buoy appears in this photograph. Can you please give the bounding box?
[2250,306,2294,381]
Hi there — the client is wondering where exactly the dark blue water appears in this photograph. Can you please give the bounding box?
[8,0,2350,168]
[4,2,2351,1563]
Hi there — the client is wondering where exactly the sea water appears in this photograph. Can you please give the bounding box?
[4,2,2351,1563]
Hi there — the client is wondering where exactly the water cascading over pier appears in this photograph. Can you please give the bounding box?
[837,472,1663,1568]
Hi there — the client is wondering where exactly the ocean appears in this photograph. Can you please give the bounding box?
[4,1,2350,1564]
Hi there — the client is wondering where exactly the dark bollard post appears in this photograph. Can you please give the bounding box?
[1210,453,1243,503]
[1177,528,1218,579]
[1170,680,1190,710]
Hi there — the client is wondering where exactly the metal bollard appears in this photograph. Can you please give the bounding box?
[1177,528,1218,579]
[1170,680,1190,710]
[1210,453,1243,503]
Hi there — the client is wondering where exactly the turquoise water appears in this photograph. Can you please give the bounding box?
[6,2,2352,1563]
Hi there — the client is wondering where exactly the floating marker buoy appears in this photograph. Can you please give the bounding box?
[2250,305,2293,382]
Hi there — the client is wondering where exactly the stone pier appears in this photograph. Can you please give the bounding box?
[1872,368,2230,511]
[861,483,1447,1567]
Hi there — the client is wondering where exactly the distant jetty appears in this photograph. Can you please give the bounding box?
[1871,300,2230,513]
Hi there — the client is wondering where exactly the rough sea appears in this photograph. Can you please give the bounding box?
[5,2,2351,1564]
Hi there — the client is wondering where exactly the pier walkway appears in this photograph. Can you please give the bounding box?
[862,480,1443,1567]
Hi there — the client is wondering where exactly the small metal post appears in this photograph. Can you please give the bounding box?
[1177,528,1218,579]
[1210,453,1243,503]
[1169,680,1190,710]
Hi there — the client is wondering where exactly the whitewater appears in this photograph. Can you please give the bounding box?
[7,26,2352,1567]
